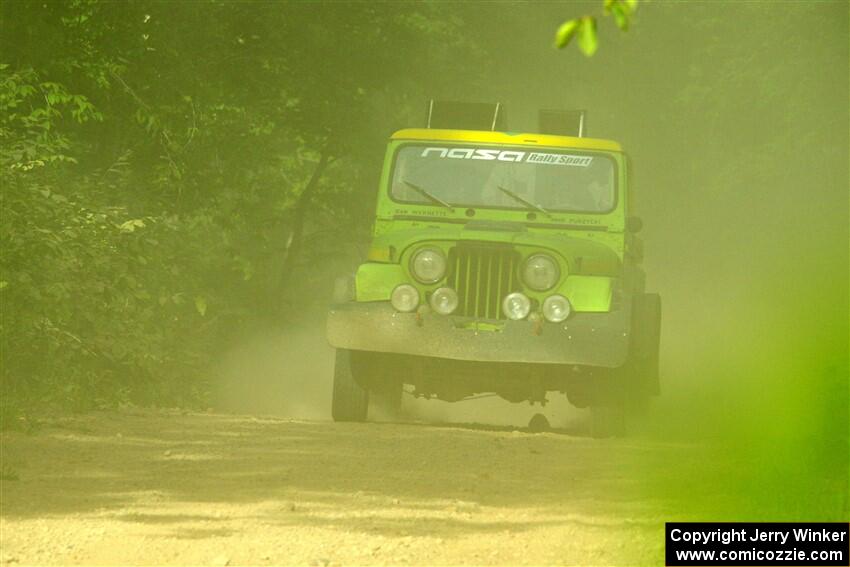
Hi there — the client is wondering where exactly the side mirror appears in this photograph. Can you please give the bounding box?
[627,216,643,233]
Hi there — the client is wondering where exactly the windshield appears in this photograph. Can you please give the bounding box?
[389,144,616,214]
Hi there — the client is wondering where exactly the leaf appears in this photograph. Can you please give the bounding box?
[577,16,598,57]
[119,219,146,233]
[611,3,630,31]
[0,281,7,290]
[624,0,638,11]
[554,19,581,49]
[194,296,207,317]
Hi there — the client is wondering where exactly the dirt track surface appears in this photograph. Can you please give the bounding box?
[0,409,681,566]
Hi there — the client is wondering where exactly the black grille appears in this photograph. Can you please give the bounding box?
[448,244,520,320]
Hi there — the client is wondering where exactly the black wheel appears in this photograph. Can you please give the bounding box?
[631,293,661,395]
[584,294,660,438]
[331,349,368,422]
[589,293,661,436]
[368,379,403,421]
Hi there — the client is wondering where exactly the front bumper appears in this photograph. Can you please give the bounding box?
[326,302,630,367]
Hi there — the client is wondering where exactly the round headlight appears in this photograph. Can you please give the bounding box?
[502,292,531,321]
[411,248,446,284]
[429,287,458,315]
[522,254,560,291]
[542,294,572,323]
[391,284,419,313]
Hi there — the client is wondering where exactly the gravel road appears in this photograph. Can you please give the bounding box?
[0,408,691,566]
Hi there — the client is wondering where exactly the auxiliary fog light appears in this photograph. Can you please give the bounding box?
[391,284,419,313]
[502,292,531,321]
[542,294,572,323]
[429,287,458,315]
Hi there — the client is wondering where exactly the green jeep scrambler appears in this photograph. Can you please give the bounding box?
[326,104,661,436]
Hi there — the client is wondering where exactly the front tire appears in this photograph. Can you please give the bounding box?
[331,349,368,422]
[631,293,662,395]
[368,380,403,421]
[588,293,661,437]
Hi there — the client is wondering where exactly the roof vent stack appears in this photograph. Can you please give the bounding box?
[538,109,587,137]
[426,100,507,131]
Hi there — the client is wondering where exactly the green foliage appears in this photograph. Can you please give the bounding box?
[555,0,638,56]
[0,0,478,416]
[554,19,581,49]
[577,17,599,57]
[0,66,101,173]
[1,180,222,409]
[606,0,637,31]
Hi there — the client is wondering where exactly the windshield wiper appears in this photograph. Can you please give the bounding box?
[402,179,454,211]
[497,185,552,218]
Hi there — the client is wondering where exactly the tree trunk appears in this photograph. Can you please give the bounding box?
[281,150,330,288]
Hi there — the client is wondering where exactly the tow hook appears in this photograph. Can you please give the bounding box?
[415,305,429,327]
[529,312,543,336]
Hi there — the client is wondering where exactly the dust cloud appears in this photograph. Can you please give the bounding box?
[214,0,848,522]
[211,322,334,420]
[210,317,585,430]
[3,3,846,565]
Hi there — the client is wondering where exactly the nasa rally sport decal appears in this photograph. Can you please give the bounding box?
[420,147,593,166]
